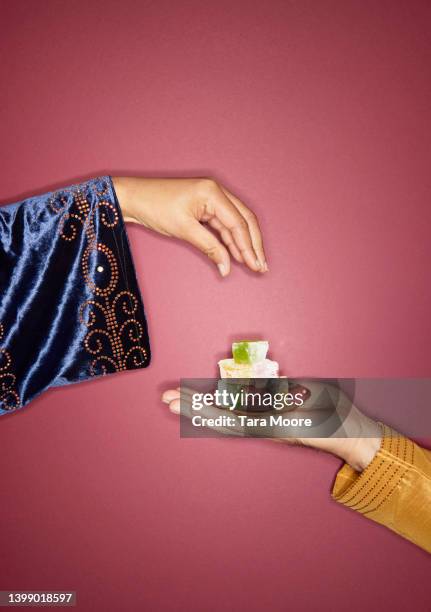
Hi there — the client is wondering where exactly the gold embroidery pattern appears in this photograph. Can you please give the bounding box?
[0,322,22,411]
[50,180,148,376]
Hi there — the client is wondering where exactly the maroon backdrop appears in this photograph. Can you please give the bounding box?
[1,1,430,610]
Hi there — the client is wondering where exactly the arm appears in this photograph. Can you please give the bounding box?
[331,425,431,554]
[0,176,150,414]
[162,383,431,554]
[0,175,265,414]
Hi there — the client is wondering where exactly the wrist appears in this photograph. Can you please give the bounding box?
[112,177,138,224]
[342,421,382,471]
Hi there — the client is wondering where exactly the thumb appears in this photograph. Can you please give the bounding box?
[183,220,231,277]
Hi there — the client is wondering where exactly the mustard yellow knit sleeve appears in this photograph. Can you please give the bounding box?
[331,424,431,553]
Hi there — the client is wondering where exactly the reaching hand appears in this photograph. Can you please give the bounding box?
[112,176,267,277]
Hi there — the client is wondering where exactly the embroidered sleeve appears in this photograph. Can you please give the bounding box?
[0,176,151,415]
[332,424,431,553]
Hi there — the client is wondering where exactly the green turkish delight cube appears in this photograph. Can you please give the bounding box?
[232,340,269,364]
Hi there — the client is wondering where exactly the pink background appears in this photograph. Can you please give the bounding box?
[1,0,430,610]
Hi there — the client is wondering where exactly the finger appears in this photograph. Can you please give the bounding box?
[289,380,325,409]
[162,389,180,404]
[183,219,231,277]
[166,398,181,414]
[208,217,244,263]
[289,383,311,402]
[207,186,262,272]
[293,380,342,413]
[221,186,267,272]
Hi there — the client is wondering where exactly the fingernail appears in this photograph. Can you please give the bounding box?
[291,384,311,400]
[255,259,262,269]
[162,398,170,405]
[218,263,227,277]
[169,404,180,415]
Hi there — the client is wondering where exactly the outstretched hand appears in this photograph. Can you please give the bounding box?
[162,380,382,472]
[113,177,267,277]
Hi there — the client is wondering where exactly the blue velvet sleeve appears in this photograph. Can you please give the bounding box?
[0,176,151,415]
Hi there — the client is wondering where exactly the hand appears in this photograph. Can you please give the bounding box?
[291,380,382,471]
[162,381,382,472]
[112,177,267,277]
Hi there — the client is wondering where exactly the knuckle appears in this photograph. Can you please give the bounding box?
[236,218,248,231]
[204,245,219,259]
[196,177,218,196]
